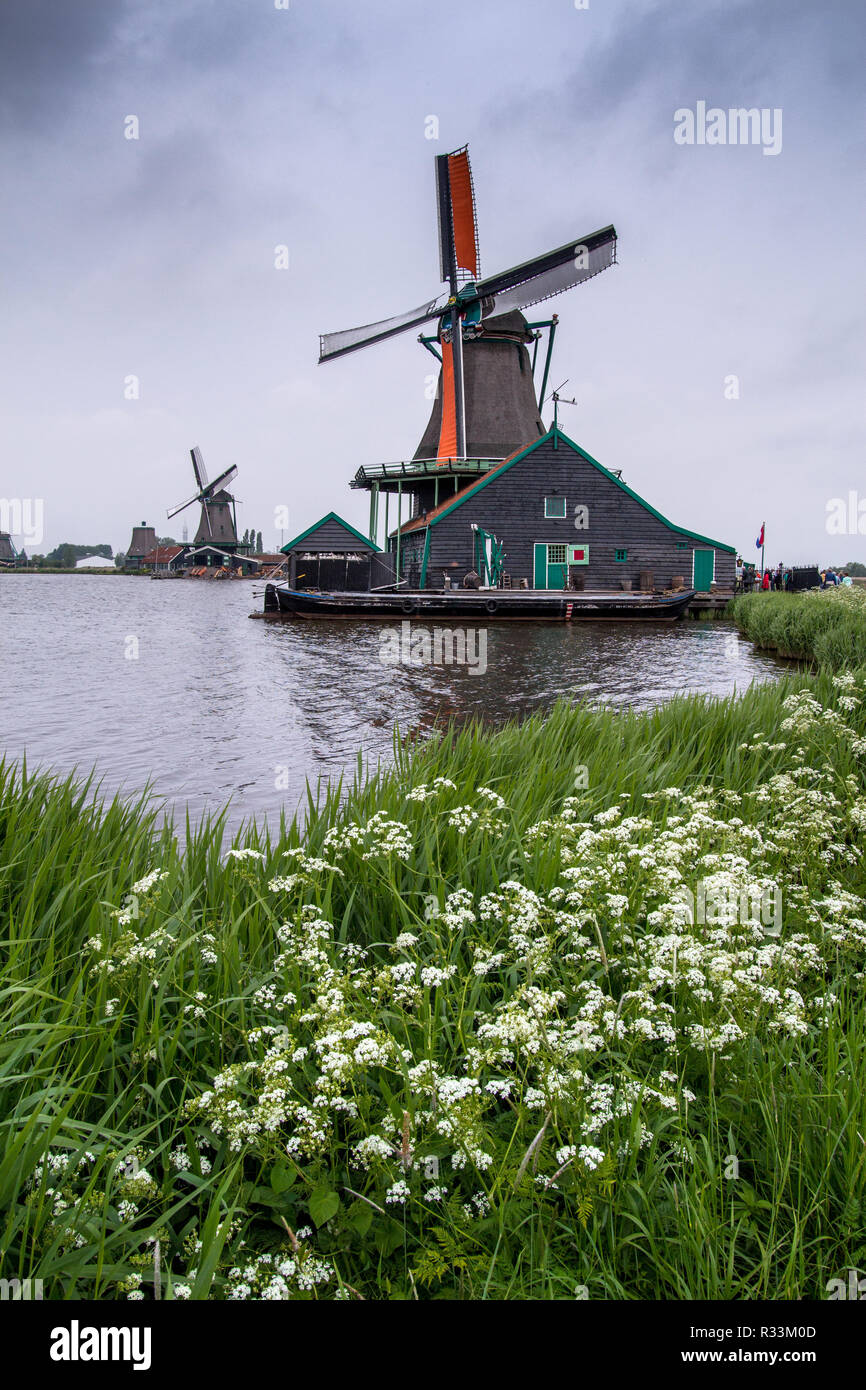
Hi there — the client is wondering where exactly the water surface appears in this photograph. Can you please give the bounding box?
[0,576,784,834]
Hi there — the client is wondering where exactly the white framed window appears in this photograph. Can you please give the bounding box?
[544,496,567,519]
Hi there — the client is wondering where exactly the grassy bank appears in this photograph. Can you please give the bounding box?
[729,585,866,665]
[2,670,866,1300]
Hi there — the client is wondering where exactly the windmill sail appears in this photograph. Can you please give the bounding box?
[476,226,617,316]
[319,299,443,364]
[190,445,208,490]
[206,465,238,495]
[437,146,479,283]
[167,491,202,519]
[167,464,237,519]
[447,150,479,279]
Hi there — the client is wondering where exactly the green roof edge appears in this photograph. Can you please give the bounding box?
[281,511,382,554]
[413,426,736,553]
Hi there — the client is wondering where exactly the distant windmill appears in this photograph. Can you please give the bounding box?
[319,145,617,460]
[167,446,239,548]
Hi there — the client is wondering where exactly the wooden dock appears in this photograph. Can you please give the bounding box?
[685,589,734,616]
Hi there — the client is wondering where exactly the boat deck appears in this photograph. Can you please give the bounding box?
[254,584,710,623]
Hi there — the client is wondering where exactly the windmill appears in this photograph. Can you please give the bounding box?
[167,446,240,549]
[319,145,617,461]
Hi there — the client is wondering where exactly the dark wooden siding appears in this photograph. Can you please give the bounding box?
[411,477,468,519]
[286,517,377,555]
[399,436,735,592]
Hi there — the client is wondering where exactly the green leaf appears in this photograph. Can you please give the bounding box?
[375,1219,404,1257]
[270,1163,295,1194]
[347,1199,373,1237]
[250,1184,295,1212]
[309,1185,340,1228]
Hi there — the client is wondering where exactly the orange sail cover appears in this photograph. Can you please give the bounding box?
[436,340,457,460]
[447,150,478,278]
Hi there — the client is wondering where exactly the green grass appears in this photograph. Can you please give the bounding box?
[1,669,865,1300]
[729,585,866,666]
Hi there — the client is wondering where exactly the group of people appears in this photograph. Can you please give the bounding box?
[735,559,791,593]
[734,559,851,593]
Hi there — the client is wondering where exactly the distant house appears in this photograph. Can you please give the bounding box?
[393,426,736,593]
[140,544,186,573]
[248,552,285,568]
[183,543,253,573]
[280,512,384,591]
[247,552,288,578]
[126,524,158,568]
[75,554,113,569]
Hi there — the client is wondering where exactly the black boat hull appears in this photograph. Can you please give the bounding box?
[262,585,697,622]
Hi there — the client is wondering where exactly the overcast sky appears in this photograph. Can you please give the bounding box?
[1,0,864,564]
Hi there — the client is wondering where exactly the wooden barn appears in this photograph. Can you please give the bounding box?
[390,426,735,593]
[280,513,387,592]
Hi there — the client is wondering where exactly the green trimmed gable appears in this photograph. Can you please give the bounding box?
[417,426,735,554]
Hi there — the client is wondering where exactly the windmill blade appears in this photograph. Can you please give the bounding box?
[436,146,479,285]
[190,445,208,490]
[203,464,238,497]
[435,153,454,284]
[475,225,617,317]
[167,492,201,519]
[319,298,444,363]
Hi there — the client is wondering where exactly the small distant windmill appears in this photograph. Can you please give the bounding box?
[319,145,617,459]
[167,446,239,548]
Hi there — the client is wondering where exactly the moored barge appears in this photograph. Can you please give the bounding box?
[263,584,697,622]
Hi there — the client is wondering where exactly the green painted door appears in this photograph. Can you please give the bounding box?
[693,549,714,590]
[533,543,546,588]
[534,542,568,589]
[547,561,567,589]
[546,542,568,589]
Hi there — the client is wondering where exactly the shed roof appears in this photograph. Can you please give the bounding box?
[396,425,736,553]
[141,545,185,564]
[281,511,381,554]
[75,554,115,568]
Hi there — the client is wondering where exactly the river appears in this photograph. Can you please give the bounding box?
[0,575,785,835]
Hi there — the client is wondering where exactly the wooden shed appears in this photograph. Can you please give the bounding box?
[393,426,736,593]
[281,512,386,592]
